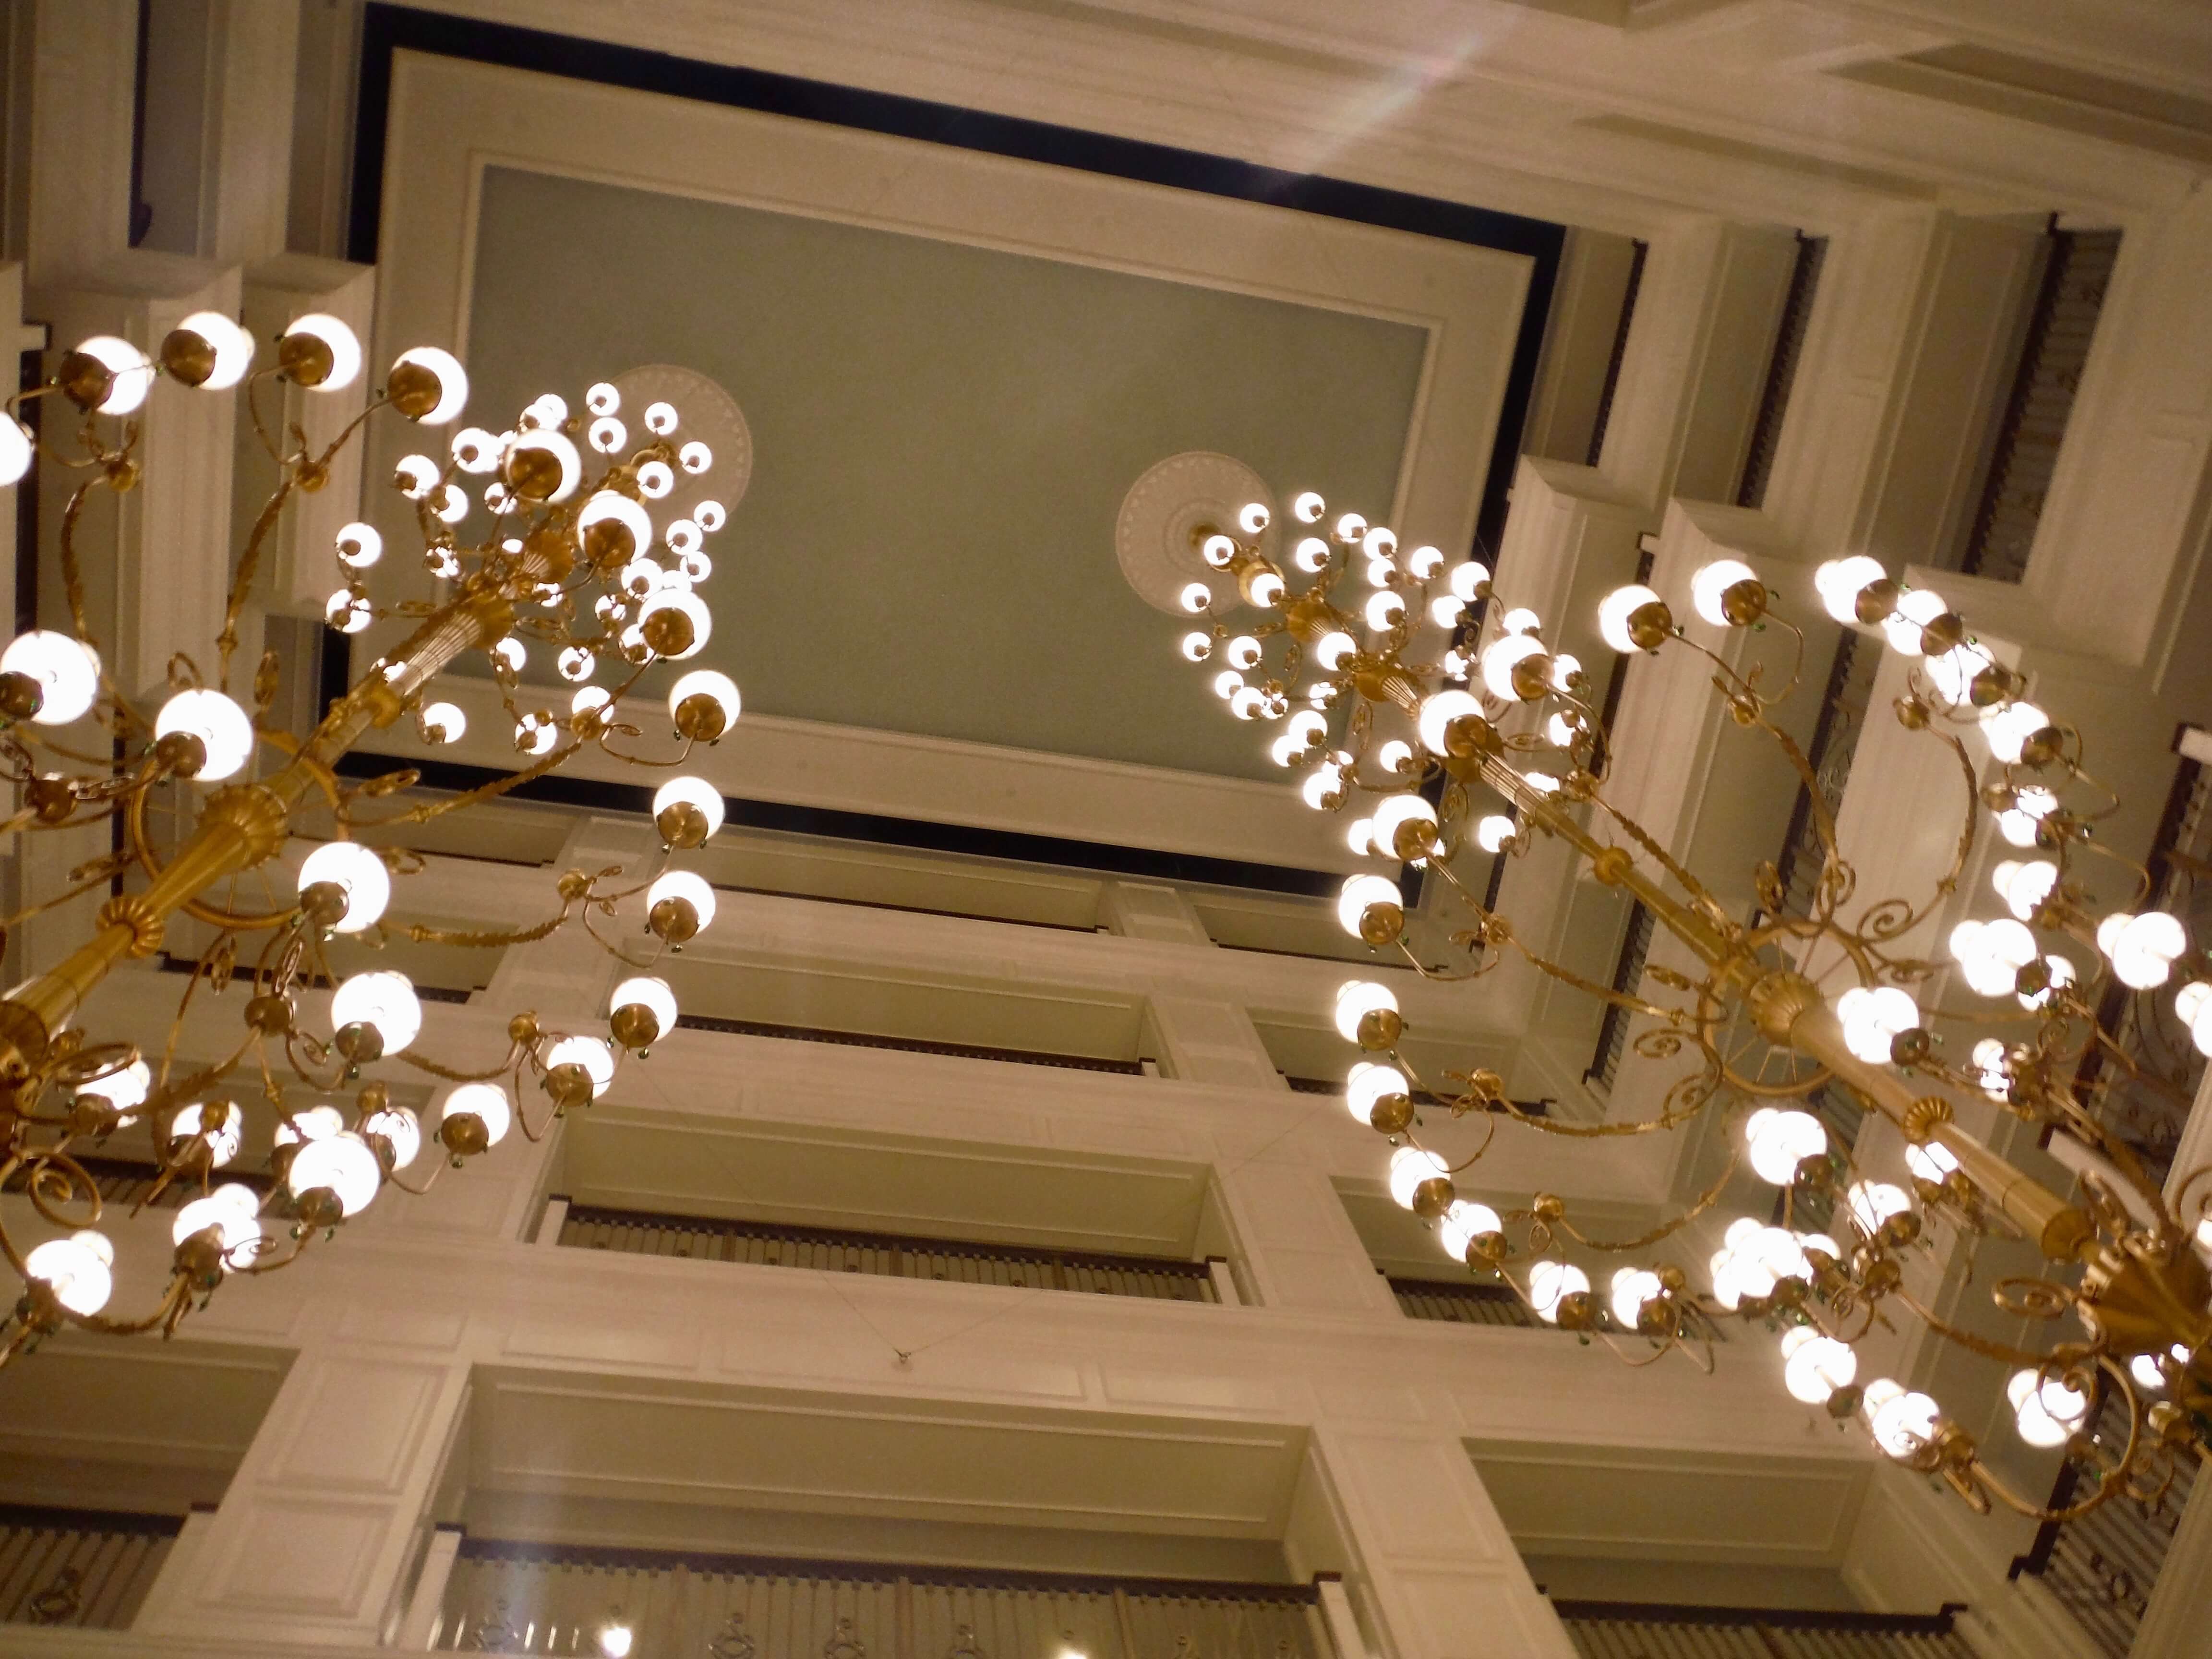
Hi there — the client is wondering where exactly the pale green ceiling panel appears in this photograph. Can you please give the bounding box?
[462,166,1430,781]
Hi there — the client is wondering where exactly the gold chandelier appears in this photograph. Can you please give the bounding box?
[0,314,742,1363]
[1157,479,2210,1525]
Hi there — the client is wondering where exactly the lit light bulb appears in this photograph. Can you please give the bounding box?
[287,1131,383,1217]
[156,688,255,780]
[389,346,469,423]
[296,840,392,934]
[23,1229,115,1314]
[1744,1107,1827,1185]
[439,1082,512,1148]
[69,335,156,414]
[280,313,362,390]
[545,1034,616,1098]
[1345,1061,1409,1125]
[1333,980,1398,1045]
[1688,559,1757,627]
[1813,556,1887,625]
[1528,1260,1589,1324]
[1439,1199,1503,1260]
[171,311,256,389]
[1388,1145,1450,1211]
[330,969,423,1056]
[0,630,101,725]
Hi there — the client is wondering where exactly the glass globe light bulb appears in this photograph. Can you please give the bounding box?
[361,1104,422,1171]
[156,687,255,780]
[652,775,724,845]
[287,1131,383,1217]
[280,313,362,390]
[668,669,741,741]
[1332,979,1397,1044]
[1529,1261,1589,1323]
[389,346,469,423]
[70,335,156,414]
[1438,1199,1503,1260]
[0,630,101,725]
[1387,1146,1449,1210]
[439,1082,511,1147]
[172,311,256,389]
[297,840,391,934]
[23,1229,115,1315]
[610,975,679,1047]
[330,969,422,1055]
[1345,1060,1409,1125]
[545,1034,616,1098]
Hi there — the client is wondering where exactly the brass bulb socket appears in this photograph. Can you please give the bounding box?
[1918,611,1966,656]
[1442,713,1500,760]
[656,802,709,850]
[582,519,637,570]
[172,1228,227,1289]
[673,692,728,743]
[1553,1289,1596,1331]
[639,606,696,658]
[609,1002,661,1051]
[1508,653,1555,703]
[1968,664,2019,708]
[1852,578,1901,627]
[1887,1026,1932,1067]
[154,730,208,779]
[294,1186,345,1229]
[24,776,74,823]
[158,326,218,387]
[649,895,701,945]
[334,1021,384,1066]
[439,1112,490,1158]
[2019,726,2065,769]
[543,1061,594,1110]
[56,351,117,410]
[1367,1092,1415,1135]
[276,332,335,387]
[1358,902,1405,948]
[299,880,349,930]
[1410,1175,1456,1220]
[1390,820,1439,862]
[1824,1383,1863,1419]
[1466,1229,1508,1266]
[0,671,44,723]
[1635,1298,1676,1337]
[503,444,565,502]
[523,522,578,582]
[384,359,445,420]
[244,992,294,1034]
[1627,601,1673,652]
[1719,579,1768,627]
[1355,1006,1403,1051]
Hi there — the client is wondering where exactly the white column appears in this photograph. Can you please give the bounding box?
[394,1525,465,1651]
[132,1340,472,1646]
[2130,1472,2212,1659]
[1315,1424,1577,1659]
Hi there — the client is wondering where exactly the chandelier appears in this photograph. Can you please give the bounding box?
[1140,461,2210,1524]
[0,314,743,1363]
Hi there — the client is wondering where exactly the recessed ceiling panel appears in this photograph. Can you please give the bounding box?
[460,165,1426,779]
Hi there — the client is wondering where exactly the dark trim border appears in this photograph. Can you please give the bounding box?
[352,6,1559,565]
[330,751,1341,896]
[1552,1600,1964,1635]
[344,4,1562,891]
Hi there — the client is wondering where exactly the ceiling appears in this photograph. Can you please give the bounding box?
[457,164,1427,781]
[358,43,1545,874]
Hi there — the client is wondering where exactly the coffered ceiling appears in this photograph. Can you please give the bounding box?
[349,34,1549,876]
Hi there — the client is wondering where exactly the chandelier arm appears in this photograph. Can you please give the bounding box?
[1849,725,1978,949]
[1547,1146,1743,1253]
[340,737,583,831]
[216,483,301,694]
[397,905,576,951]
[395,1044,528,1086]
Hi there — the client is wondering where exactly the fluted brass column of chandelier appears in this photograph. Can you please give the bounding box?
[0,313,743,1364]
[1155,479,2210,1524]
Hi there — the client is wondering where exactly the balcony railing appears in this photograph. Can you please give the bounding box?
[2012,1388,2198,1658]
[1584,901,1655,1092]
[674,1014,1144,1077]
[1959,227,2122,585]
[557,1204,1219,1303]
[0,1505,180,1629]
[1387,1277,1542,1329]
[1768,630,1878,927]
[1734,234,1827,512]
[1,1154,273,1211]
[433,1541,1327,1659]
[1553,1601,1972,1658]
